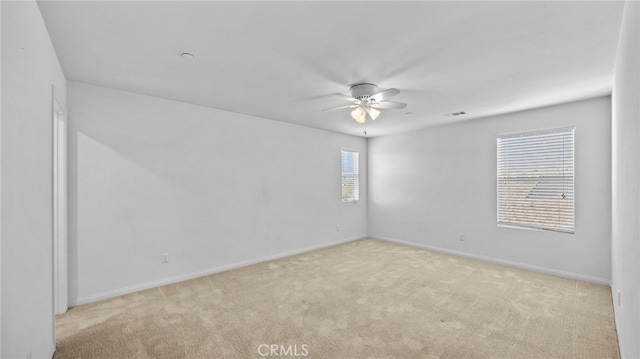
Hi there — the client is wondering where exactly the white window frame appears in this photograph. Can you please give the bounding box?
[497,126,575,233]
[341,149,359,203]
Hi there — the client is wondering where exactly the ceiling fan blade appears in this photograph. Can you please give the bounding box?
[369,88,400,102]
[322,104,358,112]
[370,101,407,109]
[331,93,361,104]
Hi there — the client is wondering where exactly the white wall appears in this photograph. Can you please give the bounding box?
[67,82,367,305]
[369,97,612,283]
[611,1,640,358]
[0,1,3,355]
[1,1,67,358]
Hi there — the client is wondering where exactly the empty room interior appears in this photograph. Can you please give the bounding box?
[1,1,639,358]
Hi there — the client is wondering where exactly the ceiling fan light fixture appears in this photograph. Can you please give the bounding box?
[366,107,380,120]
[350,107,366,123]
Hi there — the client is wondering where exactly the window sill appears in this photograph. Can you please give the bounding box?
[497,223,574,234]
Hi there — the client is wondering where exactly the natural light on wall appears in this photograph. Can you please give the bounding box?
[341,149,359,202]
[497,127,575,233]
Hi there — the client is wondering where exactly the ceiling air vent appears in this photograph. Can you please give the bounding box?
[445,111,466,117]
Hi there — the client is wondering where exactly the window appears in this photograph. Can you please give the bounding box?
[497,127,575,233]
[341,149,359,202]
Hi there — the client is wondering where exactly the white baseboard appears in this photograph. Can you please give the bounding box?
[372,235,611,286]
[70,236,363,307]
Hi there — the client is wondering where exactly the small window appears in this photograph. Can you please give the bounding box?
[341,149,359,202]
[497,127,575,233]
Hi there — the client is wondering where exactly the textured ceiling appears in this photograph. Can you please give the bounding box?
[38,1,625,137]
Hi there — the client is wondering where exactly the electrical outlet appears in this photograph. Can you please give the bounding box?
[459,232,465,241]
[162,253,169,264]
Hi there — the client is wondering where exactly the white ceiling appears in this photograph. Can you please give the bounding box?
[38,1,625,138]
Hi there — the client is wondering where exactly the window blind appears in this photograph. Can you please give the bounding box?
[497,127,575,233]
[341,150,359,202]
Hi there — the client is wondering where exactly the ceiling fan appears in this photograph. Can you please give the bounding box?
[323,83,407,123]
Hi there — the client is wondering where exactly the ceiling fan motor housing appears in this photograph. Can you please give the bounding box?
[350,83,379,101]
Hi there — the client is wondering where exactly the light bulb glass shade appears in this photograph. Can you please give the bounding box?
[350,107,366,123]
[366,107,380,120]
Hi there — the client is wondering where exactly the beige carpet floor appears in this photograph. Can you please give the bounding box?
[54,238,619,359]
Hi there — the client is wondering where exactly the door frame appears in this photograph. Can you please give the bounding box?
[52,86,67,318]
